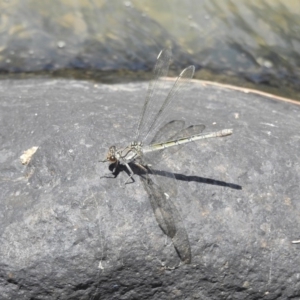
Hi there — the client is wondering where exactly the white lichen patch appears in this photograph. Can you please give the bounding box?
[20,146,38,165]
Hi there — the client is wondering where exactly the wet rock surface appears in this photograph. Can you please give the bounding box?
[0,77,300,299]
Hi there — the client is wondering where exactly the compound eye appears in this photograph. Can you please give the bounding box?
[108,155,116,162]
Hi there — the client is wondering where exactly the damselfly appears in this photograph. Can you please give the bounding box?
[101,48,232,263]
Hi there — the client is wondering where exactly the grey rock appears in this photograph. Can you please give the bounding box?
[1,77,300,299]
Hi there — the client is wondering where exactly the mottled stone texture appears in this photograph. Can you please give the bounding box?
[0,78,300,299]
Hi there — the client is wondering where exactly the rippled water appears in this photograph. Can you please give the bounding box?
[1,0,300,100]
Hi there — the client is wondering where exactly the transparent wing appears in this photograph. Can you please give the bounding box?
[142,65,195,144]
[133,49,196,263]
[135,48,172,141]
[140,171,191,264]
[150,120,186,144]
[135,48,195,144]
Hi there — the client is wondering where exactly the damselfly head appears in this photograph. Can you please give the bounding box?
[106,146,117,163]
[100,146,118,163]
